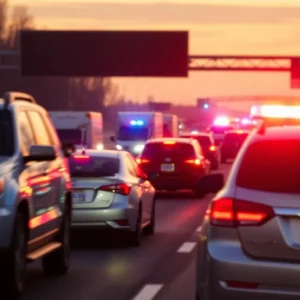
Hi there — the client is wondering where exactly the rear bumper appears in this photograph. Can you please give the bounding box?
[197,231,300,300]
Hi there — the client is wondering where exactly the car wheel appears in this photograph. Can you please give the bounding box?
[42,204,71,275]
[144,197,156,236]
[129,206,142,247]
[0,211,27,299]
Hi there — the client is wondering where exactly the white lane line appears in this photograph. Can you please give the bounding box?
[132,284,163,300]
[196,226,202,232]
[177,242,197,253]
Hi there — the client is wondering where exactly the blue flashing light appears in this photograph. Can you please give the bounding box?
[130,120,144,126]
[203,103,209,109]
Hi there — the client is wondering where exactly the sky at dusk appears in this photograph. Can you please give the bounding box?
[9,0,300,110]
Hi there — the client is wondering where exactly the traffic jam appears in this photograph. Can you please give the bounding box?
[1,92,300,300]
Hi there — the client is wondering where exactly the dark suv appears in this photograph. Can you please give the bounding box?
[180,133,219,170]
[220,130,249,163]
[137,138,210,195]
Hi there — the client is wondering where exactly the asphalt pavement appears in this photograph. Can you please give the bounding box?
[23,163,232,300]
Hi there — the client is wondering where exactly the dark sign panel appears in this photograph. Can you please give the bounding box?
[20,30,188,77]
[291,58,300,89]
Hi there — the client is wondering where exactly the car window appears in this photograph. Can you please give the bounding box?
[0,110,15,156]
[142,142,196,159]
[236,139,300,194]
[224,133,248,144]
[128,154,145,178]
[18,111,35,156]
[69,156,119,177]
[28,111,52,145]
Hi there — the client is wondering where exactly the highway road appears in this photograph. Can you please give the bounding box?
[23,163,232,300]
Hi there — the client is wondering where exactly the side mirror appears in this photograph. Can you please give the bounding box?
[197,173,224,194]
[62,145,75,157]
[26,145,57,162]
[110,136,115,142]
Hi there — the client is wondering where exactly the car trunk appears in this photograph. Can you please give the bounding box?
[71,176,118,209]
[236,187,300,262]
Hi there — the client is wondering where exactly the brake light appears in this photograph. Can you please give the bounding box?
[73,154,90,160]
[136,158,150,164]
[210,198,275,227]
[99,183,131,196]
[163,141,176,145]
[185,158,201,165]
[209,145,216,151]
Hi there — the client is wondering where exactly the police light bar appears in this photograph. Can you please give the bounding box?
[213,116,230,126]
[251,105,300,119]
[130,120,144,126]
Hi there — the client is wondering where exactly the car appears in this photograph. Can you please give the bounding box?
[69,149,156,247]
[136,138,210,196]
[196,124,300,300]
[207,124,234,145]
[0,92,72,299]
[180,132,219,170]
[220,130,249,163]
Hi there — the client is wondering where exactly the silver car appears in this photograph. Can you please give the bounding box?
[70,149,156,246]
[196,125,300,300]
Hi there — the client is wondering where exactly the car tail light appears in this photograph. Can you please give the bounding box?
[163,141,176,145]
[136,158,150,164]
[210,198,275,227]
[73,154,90,160]
[99,183,131,196]
[185,158,201,165]
[209,145,216,151]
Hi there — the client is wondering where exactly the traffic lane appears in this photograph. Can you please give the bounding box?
[22,192,212,300]
[131,162,233,300]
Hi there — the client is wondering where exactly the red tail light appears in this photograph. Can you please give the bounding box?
[136,158,150,164]
[99,183,131,196]
[73,154,90,160]
[210,198,275,227]
[163,141,176,145]
[185,158,201,165]
[209,145,216,151]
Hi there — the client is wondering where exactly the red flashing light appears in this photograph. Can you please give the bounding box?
[73,154,90,160]
[99,183,131,196]
[163,141,176,145]
[210,198,274,227]
[185,158,201,165]
[136,158,150,164]
[209,145,216,151]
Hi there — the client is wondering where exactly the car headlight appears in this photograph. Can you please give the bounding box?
[133,144,144,153]
[96,143,103,150]
[116,144,123,150]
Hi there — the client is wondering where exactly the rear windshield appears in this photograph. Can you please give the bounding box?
[69,156,119,177]
[142,142,195,159]
[0,110,14,156]
[57,129,84,145]
[223,133,248,144]
[117,126,149,141]
[236,139,300,194]
[209,126,234,134]
[181,135,212,147]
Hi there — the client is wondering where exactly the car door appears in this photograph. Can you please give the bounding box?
[27,110,61,235]
[127,154,153,223]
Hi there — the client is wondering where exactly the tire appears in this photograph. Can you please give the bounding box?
[42,204,71,275]
[128,206,142,247]
[144,197,156,236]
[0,211,27,300]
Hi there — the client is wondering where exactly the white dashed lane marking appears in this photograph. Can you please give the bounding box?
[132,284,163,300]
[177,242,197,253]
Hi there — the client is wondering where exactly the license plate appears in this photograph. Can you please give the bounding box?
[161,163,175,172]
[72,191,85,202]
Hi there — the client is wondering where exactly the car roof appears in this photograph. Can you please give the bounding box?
[180,132,210,137]
[0,98,44,111]
[73,149,121,158]
[146,137,194,144]
[251,125,300,142]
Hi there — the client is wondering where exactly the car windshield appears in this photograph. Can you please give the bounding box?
[223,132,248,144]
[117,126,149,141]
[0,110,14,156]
[236,139,300,194]
[69,156,119,177]
[142,142,195,159]
[181,135,212,147]
[209,126,234,134]
[57,129,84,145]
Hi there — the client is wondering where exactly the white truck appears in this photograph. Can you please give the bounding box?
[163,114,179,137]
[49,111,104,150]
[112,111,163,155]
